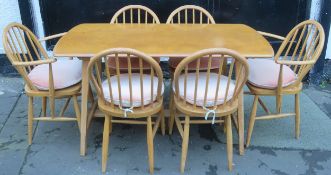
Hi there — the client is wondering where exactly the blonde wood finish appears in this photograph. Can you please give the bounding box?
[110,5,160,24]
[28,97,33,145]
[2,23,81,145]
[246,20,325,147]
[42,97,47,116]
[147,116,154,174]
[166,5,215,24]
[226,115,233,171]
[171,48,249,172]
[39,32,67,42]
[168,93,175,134]
[59,97,71,116]
[109,5,160,75]
[80,60,89,155]
[180,115,190,173]
[53,24,274,58]
[165,5,217,124]
[237,89,245,155]
[33,117,78,121]
[88,48,164,174]
[160,106,166,136]
[258,31,286,41]
[254,113,296,120]
[102,115,110,173]
[53,23,274,156]
[295,93,300,139]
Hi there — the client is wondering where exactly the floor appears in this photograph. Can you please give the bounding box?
[0,75,330,175]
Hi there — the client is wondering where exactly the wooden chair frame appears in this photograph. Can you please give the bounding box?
[87,48,165,174]
[246,20,325,147]
[109,5,160,75]
[170,48,249,173]
[166,5,215,24]
[2,23,81,145]
[110,5,160,24]
[166,6,218,134]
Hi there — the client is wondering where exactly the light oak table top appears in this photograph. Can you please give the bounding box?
[53,24,274,58]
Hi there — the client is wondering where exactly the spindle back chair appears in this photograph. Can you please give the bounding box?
[246,20,325,146]
[2,23,81,145]
[110,5,160,24]
[170,48,249,173]
[166,6,219,129]
[109,5,160,75]
[166,5,217,73]
[88,48,165,173]
[166,5,215,24]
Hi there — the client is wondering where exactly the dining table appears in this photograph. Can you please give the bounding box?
[53,23,274,156]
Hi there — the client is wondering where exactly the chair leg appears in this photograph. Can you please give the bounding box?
[160,107,165,136]
[258,97,271,114]
[102,115,110,173]
[59,97,71,117]
[147,116,154,174]
[223,122,227,133]
[28,96,34,145]
[109,116,113,135]
[42,97,47,117]
[168,95,175,135]
[276,94,283,113]
[295,93,300,139]
[180,115,190,173]
[88,84,95,104]
[73,95,81,129]
[246,95,259,147]
[226,115,233,171]
[49,97,56,118]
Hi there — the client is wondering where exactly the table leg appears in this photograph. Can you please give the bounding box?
[80,60,90,156]
[238,89,245,155]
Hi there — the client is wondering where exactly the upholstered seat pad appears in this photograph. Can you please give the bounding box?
[169,57,221,70]
[247,59,297,89]
[102,73,164,107]
[28,59,82,90]
[173,72,235,107]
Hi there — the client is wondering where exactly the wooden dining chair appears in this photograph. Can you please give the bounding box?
[245,20,325,147]
[166,5,217,73]
[2,23,82,145]
[110,5,160,24]
[166,5,221,134]
[88,48,165,173]
[170,48,249,172]
[108,5,161,75]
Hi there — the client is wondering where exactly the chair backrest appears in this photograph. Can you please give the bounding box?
[110,5,160,24]
[2,22,51,90]
[173,48,249,108]
[166,5,215,24]
[274,20,325,87]
[88,48,163,109]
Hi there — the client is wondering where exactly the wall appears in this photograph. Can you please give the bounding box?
[0,0,22,54]
[310,0,330,60]
[326,22,331,59]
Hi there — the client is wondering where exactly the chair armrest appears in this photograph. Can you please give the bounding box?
[39,32,67,42]
[275,59,315,65]
[12,58,57,67]
[258,31,286,41]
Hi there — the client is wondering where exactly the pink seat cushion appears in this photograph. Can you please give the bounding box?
[28,59,82,90]
[173,72,235,107]
[169,57,221,70]
[248,59,297,89]
[102,73,164,107]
